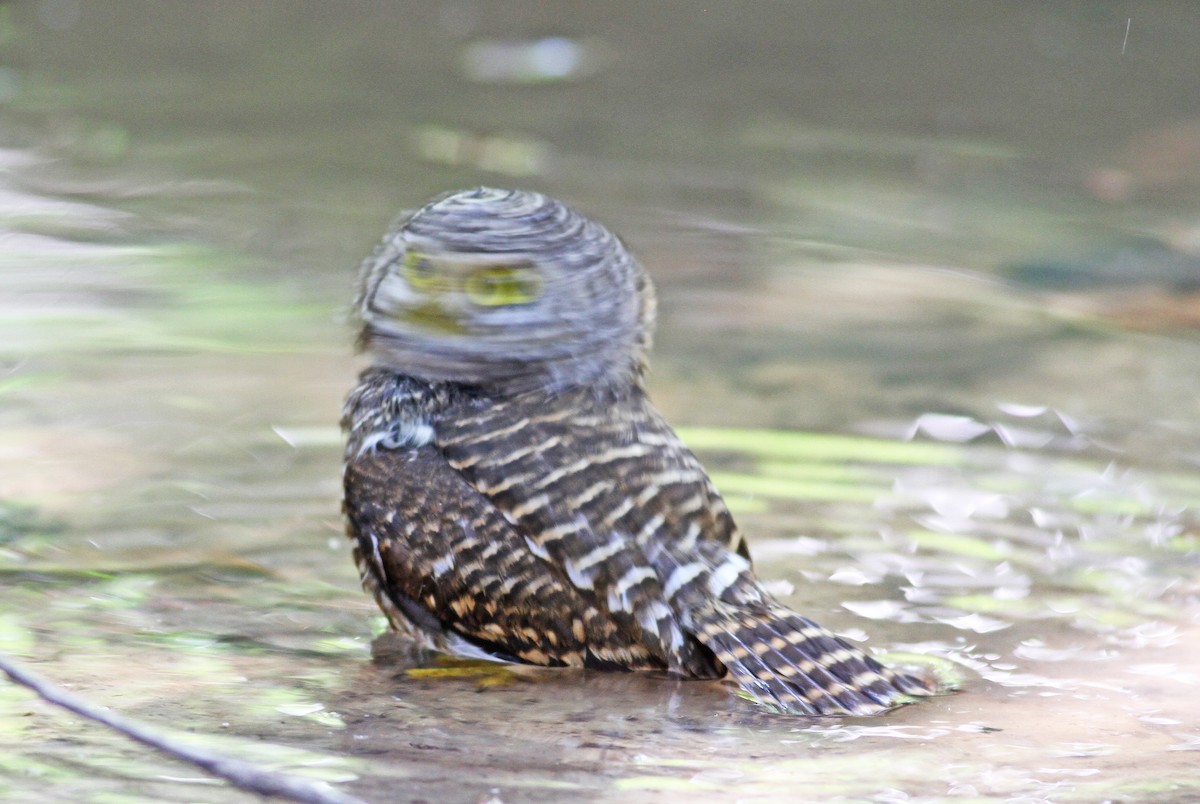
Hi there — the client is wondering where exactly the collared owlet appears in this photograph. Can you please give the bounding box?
[342,187,933,716]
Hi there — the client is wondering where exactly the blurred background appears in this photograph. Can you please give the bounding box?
[2,2,1199,802]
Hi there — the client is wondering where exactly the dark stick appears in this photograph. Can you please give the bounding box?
[0,652,366,804]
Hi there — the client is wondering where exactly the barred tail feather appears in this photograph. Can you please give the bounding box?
[690,603,934,716]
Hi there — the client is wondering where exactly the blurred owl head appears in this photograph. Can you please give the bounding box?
[355,188,656,393]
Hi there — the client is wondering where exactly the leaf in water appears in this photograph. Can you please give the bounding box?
[405,660,525,689]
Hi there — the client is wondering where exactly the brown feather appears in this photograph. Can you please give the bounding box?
[343,188,936,716]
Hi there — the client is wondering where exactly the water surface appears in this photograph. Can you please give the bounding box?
[2,3,1199,802]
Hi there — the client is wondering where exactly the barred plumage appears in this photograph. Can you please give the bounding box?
[343,187,934,715]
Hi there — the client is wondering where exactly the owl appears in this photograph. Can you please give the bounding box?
[342,187,932,716]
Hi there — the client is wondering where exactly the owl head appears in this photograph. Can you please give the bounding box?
[355,188,656,394]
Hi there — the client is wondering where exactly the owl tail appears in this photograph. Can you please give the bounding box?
[688,602,933,716]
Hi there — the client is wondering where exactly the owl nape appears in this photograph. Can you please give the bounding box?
[342,187,935,716]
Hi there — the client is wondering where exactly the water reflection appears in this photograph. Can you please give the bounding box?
[2,2,1200,802]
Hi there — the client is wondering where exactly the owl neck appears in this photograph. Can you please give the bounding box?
[343,363,647,462]
[361,329,648,399]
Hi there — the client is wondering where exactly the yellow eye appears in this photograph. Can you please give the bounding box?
[403,251,441,290]
[465,266,542,307]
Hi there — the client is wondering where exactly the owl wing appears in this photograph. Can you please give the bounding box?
[433,386,761,676]
[433,388,935,715]
[344,441,665,670]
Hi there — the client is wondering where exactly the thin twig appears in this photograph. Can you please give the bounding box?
[0,652,366,804]
[1122,18,1131,55]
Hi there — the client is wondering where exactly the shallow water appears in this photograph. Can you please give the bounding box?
[2,3,1200,802]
